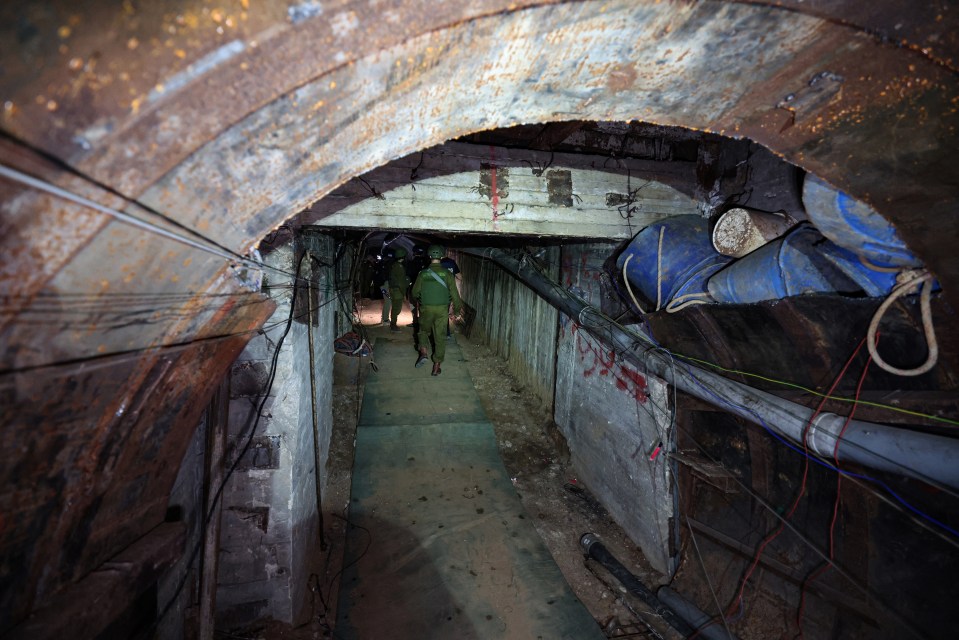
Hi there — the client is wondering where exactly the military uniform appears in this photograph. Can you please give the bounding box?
[411,262,462,372]
[388,257,409,329]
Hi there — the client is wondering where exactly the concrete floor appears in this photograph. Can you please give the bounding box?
[334,323,604,639]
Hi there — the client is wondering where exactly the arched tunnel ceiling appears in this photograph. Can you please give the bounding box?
[2,0,957,317]
[1,0,957,632]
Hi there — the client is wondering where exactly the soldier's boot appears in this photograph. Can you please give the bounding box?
[415,348,429,368]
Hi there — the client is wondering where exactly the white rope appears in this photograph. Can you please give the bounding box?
[867,271,938,377]
[656,226,665,311]
[665,292,712,313]
[858,254,901,273]
[621,254,646,314]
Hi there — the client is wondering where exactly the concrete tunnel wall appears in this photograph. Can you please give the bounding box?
[2,0,958,633]
[158,239,343,635]
[459,246,676,575]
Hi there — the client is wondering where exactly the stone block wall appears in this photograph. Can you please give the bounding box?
[215,238,339,628]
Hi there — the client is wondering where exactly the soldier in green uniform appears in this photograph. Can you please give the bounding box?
[388,247,410,332]
[411,245,463,376]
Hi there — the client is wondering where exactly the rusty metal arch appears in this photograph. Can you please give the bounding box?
[1,0,957,632]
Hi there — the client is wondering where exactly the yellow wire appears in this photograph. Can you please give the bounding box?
[672,352,959,427]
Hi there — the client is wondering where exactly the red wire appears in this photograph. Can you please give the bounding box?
[724,337,869,623]
[795,335,876,637]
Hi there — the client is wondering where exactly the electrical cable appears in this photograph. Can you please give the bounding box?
[667,352,959,428]
[472,248,959,540]
[796,339,876,638]
[670,412,928,640]
[551,253,959,507]
[656,227,665,312]
[614,335,908,637]
[0,285,350,378]
[0,163,254,267]
[599,250,954,426]
[685,513,736,640]
[151,250,309,634]
[664,292,711,313]
[0,126,342,287]
[0,159,313,286]
[471,248,948,636]
[527,249,959,543]
[0,129,252,261]
[612,320,959,503]
[676,353,959,541]
[723,337,867,622]
[585,296,959,505]
[0,249,352,378]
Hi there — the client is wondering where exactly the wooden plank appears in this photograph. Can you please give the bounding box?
[672,452,738,494]
[7,522,187,640]
[684,518,879,626]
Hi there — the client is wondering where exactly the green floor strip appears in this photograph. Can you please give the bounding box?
[336,336,604,639]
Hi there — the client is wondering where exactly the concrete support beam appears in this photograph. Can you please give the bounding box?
[216,239,338,628]
[308,142,699,238]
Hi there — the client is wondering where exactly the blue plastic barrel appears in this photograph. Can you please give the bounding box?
[616,216,731,307]
[706,223,895,303]
[802,175,922,267]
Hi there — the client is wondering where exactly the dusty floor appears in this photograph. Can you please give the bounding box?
[222,300,667,640]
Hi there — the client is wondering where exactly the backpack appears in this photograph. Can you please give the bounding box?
[334,332,373,357]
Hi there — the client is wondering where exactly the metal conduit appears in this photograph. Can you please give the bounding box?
[459,248,959,491]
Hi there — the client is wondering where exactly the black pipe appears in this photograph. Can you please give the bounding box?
[459,247,959,491]
[580,533,694,636]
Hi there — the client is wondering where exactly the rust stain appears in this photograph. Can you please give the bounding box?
[606,61,638,93]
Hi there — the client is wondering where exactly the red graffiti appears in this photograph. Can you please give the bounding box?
[615,363,648,404]
[572,332,648,403]
[560,249,648,404]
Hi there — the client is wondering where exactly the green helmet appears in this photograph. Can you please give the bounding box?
[393,247,407,259]
[427,244,444,259]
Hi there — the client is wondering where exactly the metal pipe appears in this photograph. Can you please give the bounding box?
[460,247,959,491]
[657,587,740,640]
[580,533,694,636]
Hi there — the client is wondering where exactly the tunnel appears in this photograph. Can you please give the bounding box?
[1,1,958,639]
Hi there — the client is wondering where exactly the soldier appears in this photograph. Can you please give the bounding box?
[388,247,410,332]
[411,245,463,376]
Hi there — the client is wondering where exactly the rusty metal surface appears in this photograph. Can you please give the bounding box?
[0,294,272,631]
[6,521,187,640]
[0,0,958,632]
[737,0,959,71]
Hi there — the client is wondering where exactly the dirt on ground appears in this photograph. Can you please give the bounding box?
[222,301,665,640]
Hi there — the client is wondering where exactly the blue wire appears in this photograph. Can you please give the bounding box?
[676,357,959,540]
[620,317,958,540]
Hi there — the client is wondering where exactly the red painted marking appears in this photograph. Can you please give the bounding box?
[616,363,649,404]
